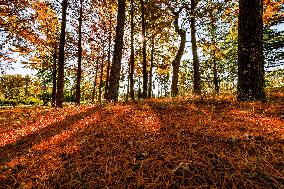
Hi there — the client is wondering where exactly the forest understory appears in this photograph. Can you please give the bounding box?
[0,89,283,188]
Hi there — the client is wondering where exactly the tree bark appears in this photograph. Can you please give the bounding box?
[209,12,219,93]
[148,38,155,98]
[105,16,112,99]
[98,53,105,103]
[75,0,83,105]
[56,0,68,108]
[141,0,148,98]
[238,0,266,101]
[106,0,126,102]
[52,50,57,107]
[92,58,99,102]
[129,0,135,100]
[171,12,186,97]
[190,0,201,95]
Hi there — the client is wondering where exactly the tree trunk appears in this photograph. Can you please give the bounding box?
[98,54,105,103]
[238,0,266,101]
[171,12,186,97]
[92,58,99,102]
[56,0,68,108]
[52,50,57,107]
[105,16,112,99]
[75,0,83,105]
[190,0,201,95]
[148,38,155,98]
[129,0,135,100]
[106,0,126,102]
[209,12,219,93]
[141,0,148,98]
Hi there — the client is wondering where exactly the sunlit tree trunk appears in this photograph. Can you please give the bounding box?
[129,0,135,100]
[238,0,266,101]
[56,0,68,108]
[106,0,126,102]
[75,0,83,105]
[171,12,186,97]
[141,0,148,98]
[190,0,201,95]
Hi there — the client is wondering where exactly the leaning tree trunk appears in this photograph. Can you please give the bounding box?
[106,0,126,102]
[52,49,57,107]
[238,0,266,101]
[171,12,186,97]
[190,0,201,95]
[141,0,148,98]
[56,0,68,108]
[129,0,135,100]
[75,0,83,105]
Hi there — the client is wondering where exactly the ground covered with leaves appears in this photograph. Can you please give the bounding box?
[0,90,283,188]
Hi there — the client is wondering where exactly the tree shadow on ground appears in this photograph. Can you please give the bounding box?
[0,98,283,188]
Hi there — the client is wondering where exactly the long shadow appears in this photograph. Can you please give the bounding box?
[0,106,100,164]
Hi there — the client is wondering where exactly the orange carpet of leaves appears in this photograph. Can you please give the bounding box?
[0,92,283,188]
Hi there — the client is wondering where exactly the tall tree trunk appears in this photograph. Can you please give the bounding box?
[141,0,147,98]
[238,0,266,101]
[106,0,126,102]
[148,38,155,98]
[92,58,99,102]
[171,12,186,97]
[56,0,68,108]
[190,0,201,95]
[98,53,105,103]
[52,50,57,107]
[105,16,112,99]
[129,0,135,100]
[209,12,219,93]
[75,0,83,105]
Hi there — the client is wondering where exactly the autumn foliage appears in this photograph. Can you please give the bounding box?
[0,89,283,188]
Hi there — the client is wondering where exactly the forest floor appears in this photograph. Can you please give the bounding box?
[0,89,283,188]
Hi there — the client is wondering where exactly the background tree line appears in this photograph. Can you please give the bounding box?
[0,0,283,107]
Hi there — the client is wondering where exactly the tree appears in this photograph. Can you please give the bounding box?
[106,0,126,102]
[191,0,201,95]
[237,0,266,101]
[56,0,68,107]
[141,0,148,98]
[171,11,186,97]
[75,0,83,105]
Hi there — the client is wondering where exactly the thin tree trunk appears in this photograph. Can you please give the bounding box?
[171,12,186,97]
[148,38,155,98]
[98,53,105,103]
[56,0,68,108]
[75,0,83,105]
[52,50,57,107]
[141,0,147,98]
[105,16,112,99]
[92,58,99,102]
[209,12,219,93]
[106,0,126,102]
[129,0,135,100]
[190,0,201,95]
[238,0,266,101]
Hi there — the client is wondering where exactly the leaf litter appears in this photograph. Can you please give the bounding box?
[0,92,283,188]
